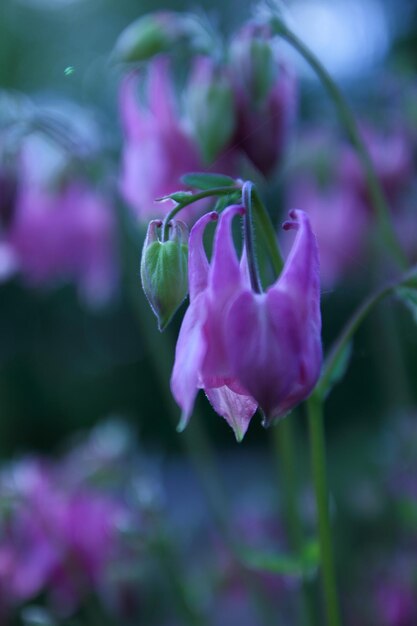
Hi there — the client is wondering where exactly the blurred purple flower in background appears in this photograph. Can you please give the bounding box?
[287,177,369,287]
[230,24,297,177]
[0,120,118,305]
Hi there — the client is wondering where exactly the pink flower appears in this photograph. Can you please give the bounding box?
[171,206,257,441]
[119,57,205,223]
[6,182,117,305]
[287,178,369,287]
[171,205,322,438]
[338,125,413,207]
[224,209,322,424]
[230,26,297,177]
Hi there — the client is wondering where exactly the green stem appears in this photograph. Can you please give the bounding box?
[161,185,241,240]
[318,265,417,396]
[307,395,342,626]
[252,187,284,275]
[275,23,407,269]
[242,181,263,293]
[272,420,317,626]
[120,205,276,626]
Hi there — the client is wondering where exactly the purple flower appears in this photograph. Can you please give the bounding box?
[6,182,117,305]
[171,205,322,438]
[171,206,257,441]
[224,209,322,424]
[230,26,297,177]
[119,57,206,223]
[287,177,369,286]
[338,125,413,207]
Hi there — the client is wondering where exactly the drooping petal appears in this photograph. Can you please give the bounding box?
[119,72,148,140]
[205,386,257,442]
[225,210,322,423]
[170,292,208,430]
[225,289,299,421]
[201,205,246,385]
[188,211,218,301]
[147,56,178,126]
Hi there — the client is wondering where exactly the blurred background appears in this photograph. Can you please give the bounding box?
[0,0,417,624]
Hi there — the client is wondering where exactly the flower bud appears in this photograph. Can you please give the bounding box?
[186,57,236,165]
[113,12,185,63]
[229,25,276,107]
[140,219,189,331]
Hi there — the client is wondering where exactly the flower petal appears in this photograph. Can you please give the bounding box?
[205,385,257,442]
[170,292,208,430]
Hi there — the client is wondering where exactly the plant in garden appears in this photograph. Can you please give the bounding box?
[129,6,417,626]
[116,13,296,223]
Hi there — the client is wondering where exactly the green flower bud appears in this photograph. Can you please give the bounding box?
[113,12,185,63]
[140,219,189,331]
[186,57,236,165]
[229,26,276,107]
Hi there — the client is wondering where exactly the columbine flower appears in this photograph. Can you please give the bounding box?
[119,57,205,223]
[230,24,297,177]
[286,177,369,287]
[171,205,322,439]
[171,206,257,441]
[7,182,117,306]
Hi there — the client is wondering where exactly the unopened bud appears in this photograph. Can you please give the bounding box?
[113,12,185,63]
[186,57,236,164]
[140,219,189,331]
[230,26,276,107]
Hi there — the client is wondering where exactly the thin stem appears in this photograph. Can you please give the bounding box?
[272,420,317,626]
[252,187,284,275]
[161,185,241,240]
[275,23,407,269]
[119,205,276,626]
[242,181,263,293]
[307,395,342,626]
[318,264,417,396]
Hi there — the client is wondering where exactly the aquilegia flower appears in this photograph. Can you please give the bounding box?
[170,205,322,439]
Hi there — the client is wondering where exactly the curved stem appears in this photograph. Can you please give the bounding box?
[161,185,240,240]
[319,265,417,395]
[275,23,407,269]
[307,395,341,626]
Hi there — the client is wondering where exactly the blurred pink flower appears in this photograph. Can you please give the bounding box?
[287,178,369,287]
[0,459,124,617]
[339,126,413,207]
[5,182,118,305]
[119,58,207,223]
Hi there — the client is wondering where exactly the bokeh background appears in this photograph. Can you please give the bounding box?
[1,0,417,624]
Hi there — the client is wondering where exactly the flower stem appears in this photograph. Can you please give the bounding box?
[306,394,342,626]
[274,22,407,269]
[318,264,417,396]
[242,181,263,293]
[161,185,241,240]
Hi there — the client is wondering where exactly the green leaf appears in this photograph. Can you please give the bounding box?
[319,341,352,399]
[397,286,417,324]
[241,540,319,578]
[155,191,192,204]
[181,172,236,190]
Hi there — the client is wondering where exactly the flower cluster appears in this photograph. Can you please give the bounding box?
[165,205,322,440]
[119,19,296,222]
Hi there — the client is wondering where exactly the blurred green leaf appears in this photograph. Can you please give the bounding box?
[397,286,417,324]
[181,172,236,190]
[241,540,319,578]
[156,191,192,204]
[319,342,353,399]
